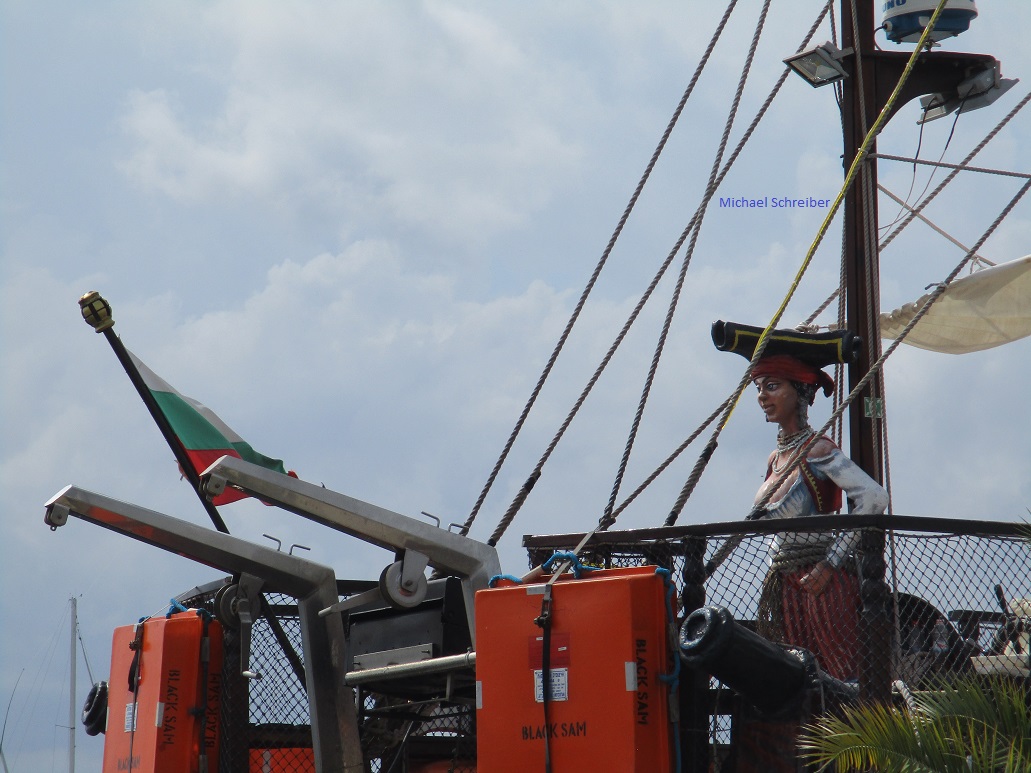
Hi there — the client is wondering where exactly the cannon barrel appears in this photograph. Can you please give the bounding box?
[680,606,815,716]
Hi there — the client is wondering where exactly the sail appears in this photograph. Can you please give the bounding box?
[880,255,1031,353]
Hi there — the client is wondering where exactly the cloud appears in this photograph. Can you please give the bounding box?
[117,2,589,245]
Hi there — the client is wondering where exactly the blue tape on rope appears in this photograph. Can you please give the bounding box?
[166,598,189,618]
[542,551,596,579]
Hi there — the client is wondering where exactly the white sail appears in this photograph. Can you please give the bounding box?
[880,255,1031,353]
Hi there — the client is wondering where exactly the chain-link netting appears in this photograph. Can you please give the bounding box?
[360,695,476,773]
[169,517,1028,771]
[525,515,1031,771]
[177,583,476,772]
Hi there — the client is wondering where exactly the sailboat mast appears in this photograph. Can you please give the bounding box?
[841,0,885,483]
[68,597,75,773]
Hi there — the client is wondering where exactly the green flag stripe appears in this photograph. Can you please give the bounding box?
[152,391,234,450]
[231,441,288,475]
[152,391,288,474]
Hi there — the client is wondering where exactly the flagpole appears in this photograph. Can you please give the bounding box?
[78,291,230,534]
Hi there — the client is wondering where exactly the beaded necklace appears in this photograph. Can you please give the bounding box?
[771,426,814,474]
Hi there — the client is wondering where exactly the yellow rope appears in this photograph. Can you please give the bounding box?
[718,0,952,430]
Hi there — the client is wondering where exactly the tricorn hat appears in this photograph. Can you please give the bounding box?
[711,319,861,368]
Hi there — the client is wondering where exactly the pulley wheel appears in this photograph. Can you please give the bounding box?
[214,583,240,628]
[379,561,428,610]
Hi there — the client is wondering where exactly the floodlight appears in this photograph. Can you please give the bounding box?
[918,63,1018,124]
[784,42,851,87]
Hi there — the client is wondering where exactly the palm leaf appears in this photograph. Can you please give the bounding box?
[800,677,1030,773]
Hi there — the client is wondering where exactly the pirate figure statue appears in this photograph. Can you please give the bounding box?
[713,321,888,681]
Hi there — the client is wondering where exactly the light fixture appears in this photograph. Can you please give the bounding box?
[918,62,1018,123]
[784,42,852,88]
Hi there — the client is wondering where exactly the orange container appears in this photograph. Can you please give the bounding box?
[249,747,315,771]
[475,566,675,773]
[102,611,223,773]
[409,762,476,773]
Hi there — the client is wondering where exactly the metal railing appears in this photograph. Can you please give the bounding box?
[169,515,1028,772]
[524,514,1031,771]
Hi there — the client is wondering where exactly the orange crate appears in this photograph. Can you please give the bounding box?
[475,566,675,772]
[249,747,315,771]
[103,611,223,773]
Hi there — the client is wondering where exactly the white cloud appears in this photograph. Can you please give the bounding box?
[117,2,589,245]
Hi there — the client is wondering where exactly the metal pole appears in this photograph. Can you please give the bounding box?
[342,651,477,686]
[77,291,230,534]
[69,597,76,773]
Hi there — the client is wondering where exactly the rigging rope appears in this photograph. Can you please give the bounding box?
[602,398,730,528]
[459,0,743,539]
[805,90,1031,323]
[485,2,834,548]
[707,175,1031,575]
[663,0,955,528]
[601,0,773,526]
[879,90,1031,252]
[77,614,96,685]
[878,183,993,266]
[785,178,1028,513]
[871,152,1031,180]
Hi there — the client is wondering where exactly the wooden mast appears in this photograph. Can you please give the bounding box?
[841,0,884,484]
[838,0,1003,703]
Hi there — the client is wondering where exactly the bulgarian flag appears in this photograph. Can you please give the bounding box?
[130,351,292,505]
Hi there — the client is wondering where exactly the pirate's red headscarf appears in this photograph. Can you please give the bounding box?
[752,355,834,403]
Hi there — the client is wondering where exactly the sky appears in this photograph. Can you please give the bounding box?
[3,1,1030,769]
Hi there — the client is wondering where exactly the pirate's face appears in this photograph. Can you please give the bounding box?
[755,376,799,426]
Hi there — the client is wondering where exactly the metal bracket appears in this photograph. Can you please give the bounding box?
[319,587,384,618]
[42,484,363,772]
[44,502,70,530]
[399,549,430,593]
[199,456,503,642]
[236,573,265,680]
[203,472,229,500]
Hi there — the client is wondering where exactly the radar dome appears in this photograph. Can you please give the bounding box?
[883,0,977,44]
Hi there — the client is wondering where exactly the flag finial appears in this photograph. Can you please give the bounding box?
[80,291,114,333]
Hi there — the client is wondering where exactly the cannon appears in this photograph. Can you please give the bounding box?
[679,605,858,718]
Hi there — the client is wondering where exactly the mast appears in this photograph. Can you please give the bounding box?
[841,0,884,483]
[68,597,76,773]
[836,0,1005,704]
[838,0,997,478]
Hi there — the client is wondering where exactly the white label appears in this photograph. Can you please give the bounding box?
[475,680,483,710]
[625,661,637,691]
[534,668,569,702]
[123,702,137,732]
[155,701,165,727]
